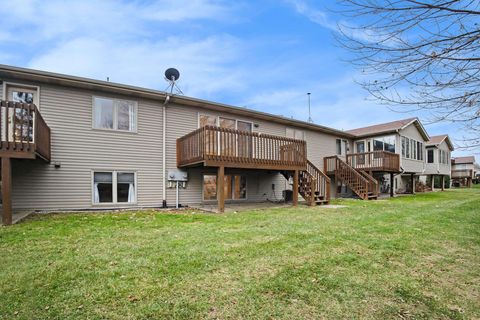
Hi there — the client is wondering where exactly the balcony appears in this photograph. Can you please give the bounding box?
[346,150,400,173]
[177,126,307,171]
[451,169,473,179]
[0,100,51,162]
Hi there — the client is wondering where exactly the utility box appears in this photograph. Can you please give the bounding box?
[168,170,188,182]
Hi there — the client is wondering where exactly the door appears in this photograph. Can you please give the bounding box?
[199,115,217,156]
[4,86,37,143]
[237,121,252,158]
[219,117,236,157]
[356,141,366,165]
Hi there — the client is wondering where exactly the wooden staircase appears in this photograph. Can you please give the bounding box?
[283,160,331,206]
[324,156,378,200]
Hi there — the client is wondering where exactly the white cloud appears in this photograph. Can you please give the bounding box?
[28,34,246,97]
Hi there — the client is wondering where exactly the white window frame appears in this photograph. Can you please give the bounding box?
[286,127,306,141]
[2,82,40,108]
[91,170,137,205]
[92,96,138,133]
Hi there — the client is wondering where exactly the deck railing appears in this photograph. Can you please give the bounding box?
[177,125,307,170]
[0,100,51,161]
[451,169,473,178]
[346,150,400,172]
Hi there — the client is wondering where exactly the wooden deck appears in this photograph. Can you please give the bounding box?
[0,100,51,161]
[451,169,473,179]
[177,125,307,171]
[345,150,400,173]
[1,100,51,225]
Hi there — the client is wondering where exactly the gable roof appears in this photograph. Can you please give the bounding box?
[426,134,454,150]
[346,117,430,141]
[0,64,354,139]
[452,156,475,164]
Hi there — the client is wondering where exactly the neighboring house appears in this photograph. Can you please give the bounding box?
[345,118,430,194]
[451,156,477,187]
[423,135,454,190]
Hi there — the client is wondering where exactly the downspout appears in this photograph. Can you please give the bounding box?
[162,94,170,208]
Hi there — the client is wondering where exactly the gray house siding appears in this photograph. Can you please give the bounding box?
[3,77,349,211]
[6,80,165,210]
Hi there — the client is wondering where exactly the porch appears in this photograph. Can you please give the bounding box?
[1,100,51,225]
[177,126,330,212]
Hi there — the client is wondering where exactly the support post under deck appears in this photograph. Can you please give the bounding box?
[2,157,12,226]
[411,173,415,194]
[293,170,299,207]
[217,166,225,213]
[390,172,394,198]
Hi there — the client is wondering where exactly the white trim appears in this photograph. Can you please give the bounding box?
[91,170,138,206]
[91,96,138,133]
[2,82,41,108]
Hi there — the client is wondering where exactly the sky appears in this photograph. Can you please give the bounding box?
[0,0,477,160]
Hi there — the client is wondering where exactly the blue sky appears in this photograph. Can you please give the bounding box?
[0,0,477,160]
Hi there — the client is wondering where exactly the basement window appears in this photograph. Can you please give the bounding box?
[93,171,136,204]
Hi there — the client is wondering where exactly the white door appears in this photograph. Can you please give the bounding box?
[4,86,37,142]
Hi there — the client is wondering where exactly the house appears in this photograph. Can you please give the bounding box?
[344,118,430,194]
[451,156,477,187]
[4,64,450,225]
[423,135,454,190]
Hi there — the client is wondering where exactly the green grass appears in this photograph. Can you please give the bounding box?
[1,187,479,319]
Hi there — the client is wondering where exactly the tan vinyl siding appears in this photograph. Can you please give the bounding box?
[425,140,451,176]
[10,81,164,210]
[399,123,427,173]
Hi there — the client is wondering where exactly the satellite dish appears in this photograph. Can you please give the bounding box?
[165,68,180,81]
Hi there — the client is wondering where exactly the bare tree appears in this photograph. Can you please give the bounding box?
[336,0,480,148]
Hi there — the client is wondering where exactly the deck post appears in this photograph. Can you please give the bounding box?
[217,166,225,213]
[431,174,435,191]
[2,157,12,226]
[293,170,299,206]
[441,175,445,191]
[411,173,415,194]
[390,173,394,197]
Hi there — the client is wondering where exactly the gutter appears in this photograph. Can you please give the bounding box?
[162,95,170,208]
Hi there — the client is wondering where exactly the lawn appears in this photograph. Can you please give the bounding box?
[1,187,479,319]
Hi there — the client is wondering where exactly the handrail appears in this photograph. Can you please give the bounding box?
[324,155,372,199]
[177,125,307,169]
[358,170,379,196]
[306,160,331,202]
[451,169,473,178]
[0,100,51,161]
[346,150,400,172]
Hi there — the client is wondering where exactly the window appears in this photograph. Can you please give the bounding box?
[373,135,396,153]
[203,174,247,201]
[336,139,345,155]
[93,171,136,204]
[286,128,305,140]
[199,114,217,127]
[417,141,423,161]
[427,149,434,163]
[93,97,136,132]
[438,150,449,164]
[401,137,406,157]
[406,138,410,158]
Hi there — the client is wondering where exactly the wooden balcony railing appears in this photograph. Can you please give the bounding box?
[451,169,473,179]
[346,150,400,172]
[0,100,51,161]
[177,125,307,170]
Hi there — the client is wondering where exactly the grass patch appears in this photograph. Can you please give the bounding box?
[1,188,479,319]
